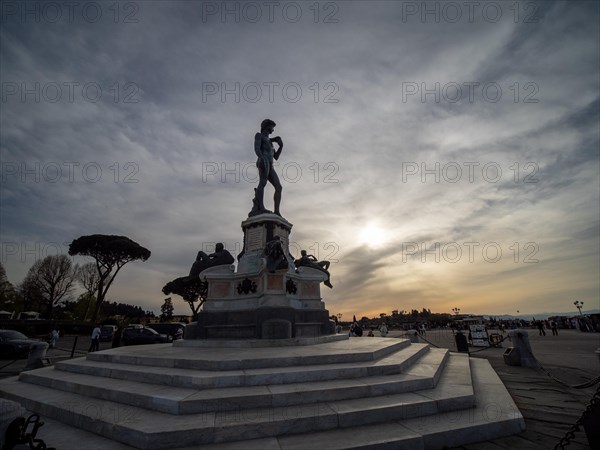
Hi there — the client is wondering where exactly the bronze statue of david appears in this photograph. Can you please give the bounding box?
[250,119,284,216]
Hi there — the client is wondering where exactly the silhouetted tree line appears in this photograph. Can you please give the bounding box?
[100,301,154,319]
[1,234,151,321]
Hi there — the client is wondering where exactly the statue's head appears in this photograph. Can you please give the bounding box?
[215,243,224,252]
[301,250,307,256]
[260,119,276,133]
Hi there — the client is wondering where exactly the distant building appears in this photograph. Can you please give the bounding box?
[463,316,485,325]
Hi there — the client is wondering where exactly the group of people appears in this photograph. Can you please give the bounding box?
[535,320,559,336]
[45,325,103,353]
[350,322,389,337]
[88,323,124,352]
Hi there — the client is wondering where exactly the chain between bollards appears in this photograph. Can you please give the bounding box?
[553,384,600,449]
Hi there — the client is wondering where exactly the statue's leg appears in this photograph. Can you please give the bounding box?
[256,162,268,211]
[269,169,283,215]
[318,265,333,288]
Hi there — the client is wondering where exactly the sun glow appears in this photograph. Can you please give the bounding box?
[359,224,388,248]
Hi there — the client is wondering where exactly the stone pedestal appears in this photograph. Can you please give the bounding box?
[507,329,537,367]
[237,213,293,273]
[186,213,335,339]
[24,341,48,371]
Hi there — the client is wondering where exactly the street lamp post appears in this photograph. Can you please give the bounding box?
[574,301,584,315]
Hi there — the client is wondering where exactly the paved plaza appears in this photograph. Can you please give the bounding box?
[389,328,599,449]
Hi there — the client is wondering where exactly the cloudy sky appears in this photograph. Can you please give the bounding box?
[1,0,598,318]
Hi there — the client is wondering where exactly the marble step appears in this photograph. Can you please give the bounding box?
[20,349,449,415]
[55,343,431,390]
[84,337,411,370]
[0,354,474,450]
[276,358,524,450]
[201,358,524,450]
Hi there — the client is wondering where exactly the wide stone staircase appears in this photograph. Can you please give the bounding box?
[0,336,524,449]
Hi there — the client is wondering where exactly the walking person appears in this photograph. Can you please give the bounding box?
[89,323,101,352]
[537,320,546,336]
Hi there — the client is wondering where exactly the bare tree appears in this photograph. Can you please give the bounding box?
[25,255,78,318]
[16,277,44,313]
[0,262,17,310]
[77,262,100,321]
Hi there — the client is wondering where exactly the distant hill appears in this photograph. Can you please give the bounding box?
[480,310,599,320]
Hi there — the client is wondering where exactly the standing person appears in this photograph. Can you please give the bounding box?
[550,320,558,336]
[89,323,101,352]
[349,322,357,336]
[250,119,284,216]
[174,327,184,340]
[112,326,123,348]
[50,328,59,349]
[379,322,388,337]
[420,324,427,336]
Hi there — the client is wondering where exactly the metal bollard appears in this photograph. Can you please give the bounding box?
[503,347,521,366]
[454,331,469,353]
[405,330,420,343]
[70,335,79,358]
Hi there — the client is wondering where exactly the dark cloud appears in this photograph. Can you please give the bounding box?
[1,1,598,315]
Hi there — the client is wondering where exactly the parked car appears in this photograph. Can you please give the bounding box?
[99,325,118,342]
[146,323,185,340]
[0,330,39,359]
[122,327,172,346]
